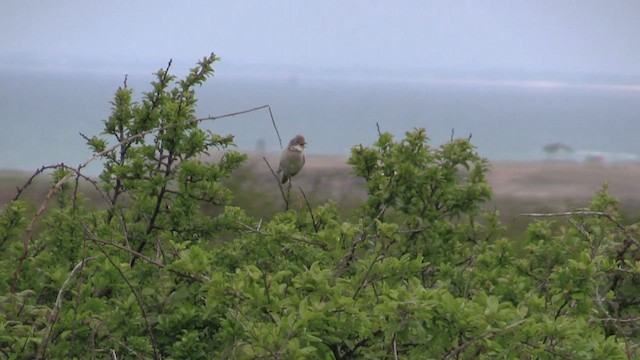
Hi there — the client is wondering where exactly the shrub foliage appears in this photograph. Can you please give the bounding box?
[1,54,639,359]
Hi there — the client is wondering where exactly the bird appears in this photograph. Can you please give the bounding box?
[278,135,306,184]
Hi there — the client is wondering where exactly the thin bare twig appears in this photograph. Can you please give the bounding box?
[235,219,266,234]
[520,210,613,218]
[268,106,282,149]
[298,187,318,232]
[263,156,289,210]
[13,164,64,201]
[86,232,164,268]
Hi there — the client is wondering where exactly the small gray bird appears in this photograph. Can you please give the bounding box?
[279,135,306,184]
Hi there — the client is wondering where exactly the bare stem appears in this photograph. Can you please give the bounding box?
[263,156,289,210]
[298,186,318,232]
[268,106,283,150]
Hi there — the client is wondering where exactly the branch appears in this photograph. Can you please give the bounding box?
[28,104,272,235]
[520,210,615,218]
[37,256,97,359]
[521,210,639,246]
[352,253,384,300]
[86,232,164,268]
[599,316,640,323]
[13,105,273,286]
[130,147,174,267]
[200,104,271,124]
[93,241,160,359]
[521,210,640,262]
[11,164,110,291]
[13,164,64,201]
[81,225,208,282]
[235,220,327,250]
[268,106,283,150]
[442,319,526,359]
[298,187,318,232]
[263,156,289,210]
[336,232,365,277]
[390,333,398,360]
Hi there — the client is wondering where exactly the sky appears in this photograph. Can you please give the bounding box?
[2,1,640,80]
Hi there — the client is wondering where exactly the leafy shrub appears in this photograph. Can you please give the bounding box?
[0,54,638,359]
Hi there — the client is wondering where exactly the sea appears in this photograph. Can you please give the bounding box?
[2,67,640,175]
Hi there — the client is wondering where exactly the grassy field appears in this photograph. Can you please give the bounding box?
[3,154,640,236]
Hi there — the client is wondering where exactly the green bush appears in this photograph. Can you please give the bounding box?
[1,54,638,359]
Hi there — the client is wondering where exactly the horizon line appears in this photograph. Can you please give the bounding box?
[2,61,640,93]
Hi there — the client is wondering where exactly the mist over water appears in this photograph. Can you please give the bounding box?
[2,69,640,175]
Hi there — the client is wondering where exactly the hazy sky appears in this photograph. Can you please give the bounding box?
[2,1,640,77]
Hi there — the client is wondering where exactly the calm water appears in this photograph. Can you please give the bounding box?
[2,69,640,174]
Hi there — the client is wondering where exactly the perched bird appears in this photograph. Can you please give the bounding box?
[279,135,306,184]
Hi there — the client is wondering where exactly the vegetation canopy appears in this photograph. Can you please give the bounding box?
[1,54,639,359]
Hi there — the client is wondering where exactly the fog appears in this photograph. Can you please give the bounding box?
[3,1,640,172]
[2,1,640,80]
